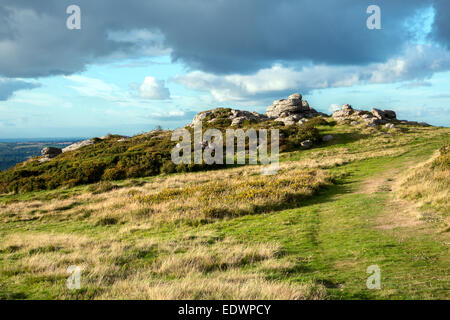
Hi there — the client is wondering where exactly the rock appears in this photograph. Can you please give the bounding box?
[342,104,354,114]
[62,139,94,153]
[332,104,355,120]
[39,147,62,163]
[383,110,397,119]
[231,117,246,126]
[266,93,323,119]
[191,108,267,128]
[385,123,395,129]
[41,147,62,158]
[117,137,130,142]
[365,118,379,127]
[332,105,398,126]
[229,110,267,126]
[298,118,309,126]
[301,100,310,109]
[371,108,397,121]
[276,116,297,126]
[301,140,313,149]
[267,101,303,118]
[288,93,302,100]
[371,108,385,120]
[191,111,212,126]
[418,122,430,126]
[322,135,334,142]
[351,121,360,126]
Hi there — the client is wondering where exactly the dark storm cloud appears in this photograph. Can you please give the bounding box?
[432,0,450,48]
[0,0,447,78]
[0,79,41,100]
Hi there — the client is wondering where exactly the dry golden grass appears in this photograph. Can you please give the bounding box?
[0,231,320,299]
[0,166,333,227]
[99,270,326,300]
[151,241,279,276]
[397,145,449,229]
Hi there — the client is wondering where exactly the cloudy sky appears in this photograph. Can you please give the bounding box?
[0,0,449,138]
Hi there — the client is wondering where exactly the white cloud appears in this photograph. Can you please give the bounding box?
[10,91,73,109]
[139,76,170,100]
[174,44,450,104]
[65,75,125,101]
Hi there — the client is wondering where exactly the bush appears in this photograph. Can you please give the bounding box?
[102,167,126,181]
[161,160,177,174]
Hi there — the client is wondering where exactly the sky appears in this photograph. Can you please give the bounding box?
[0,0,449,139]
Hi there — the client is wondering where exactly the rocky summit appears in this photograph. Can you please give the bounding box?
[266,93,328,125]
[190,93,327,127]
[331,104,430,127]
[188,93,434,130]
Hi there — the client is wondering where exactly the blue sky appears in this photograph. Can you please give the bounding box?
[0,1,449,138]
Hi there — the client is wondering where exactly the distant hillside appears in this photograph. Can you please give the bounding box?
[0,140,78,171]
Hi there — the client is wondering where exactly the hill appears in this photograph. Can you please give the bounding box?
[0,95,449,299]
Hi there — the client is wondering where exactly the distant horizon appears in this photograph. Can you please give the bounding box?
[0,137,86,143]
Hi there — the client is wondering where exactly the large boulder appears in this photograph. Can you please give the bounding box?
[266,93,323,123]
[41,147,62,158]
[39,147,62,163]
[383,110,397,119]
[371,108,397,121]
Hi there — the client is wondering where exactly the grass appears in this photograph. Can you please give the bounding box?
[397,145,449,229]
[0,122,448,299]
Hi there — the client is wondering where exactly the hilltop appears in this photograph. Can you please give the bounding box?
[0,94,448,300]
[0,94,427,194]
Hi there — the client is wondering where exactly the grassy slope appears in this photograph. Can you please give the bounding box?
[0,123,448,299]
